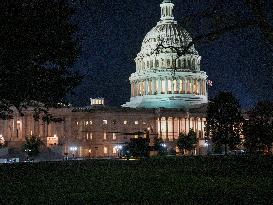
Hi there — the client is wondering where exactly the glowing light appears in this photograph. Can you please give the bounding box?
[70,147,78,151]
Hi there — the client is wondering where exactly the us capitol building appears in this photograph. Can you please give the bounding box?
[0,0,209,157]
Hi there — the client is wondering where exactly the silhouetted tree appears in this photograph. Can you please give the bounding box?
[0,0,82,120]
[243,101,273,154]
[177,129,197,155]
[205,92,244,154]
[122,137,150,158]
[23,135,43,158]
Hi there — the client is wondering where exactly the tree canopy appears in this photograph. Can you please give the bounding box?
[243,101,273,154]
[205,92,244,154]
[0,0,82,119]
[23,135,43,158]
[177,129,197,155]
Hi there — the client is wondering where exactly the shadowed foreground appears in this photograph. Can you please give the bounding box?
[0,157,272,204]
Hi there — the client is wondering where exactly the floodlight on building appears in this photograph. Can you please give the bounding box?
[114,145,123,151]
[70,147,78,151]
[161,143,167,148]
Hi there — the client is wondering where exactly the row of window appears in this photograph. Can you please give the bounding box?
[85,132,123,141]
[136,58,199,70]
[76,120,146,126]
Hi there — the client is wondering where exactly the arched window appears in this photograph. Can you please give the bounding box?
[150,60,153,68]
[172,59,176,68]
[147,61,149,68]
[178,59,181,68]
[183,59,186,68]
[155,60,159,67]
[167,59,170,67]
[188,59,191,68]
[192,59,195,69]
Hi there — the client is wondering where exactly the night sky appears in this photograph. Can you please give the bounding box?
[68,0,273,108]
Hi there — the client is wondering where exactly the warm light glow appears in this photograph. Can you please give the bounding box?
[135,121,139,125]
[104,132,107,140]
[168,80,172,92]
[103,120,107,125]
[124,120,127,125]
[104,146,108,154]
[113,133,116,140]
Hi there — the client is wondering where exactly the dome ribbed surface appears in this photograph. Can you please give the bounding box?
[139,23,198,57]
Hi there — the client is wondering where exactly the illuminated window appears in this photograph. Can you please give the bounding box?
[124,120,127,125]
[135,121,139,125]
[104,147,108,154]
[103,120,107,125]
[90,133,93,140]
[76,121,79,125]
[104,132,107,140]
[86,133,89,140]
[113,147,117,154]
[134,135,138,138]
[113,133,116,140]
[143,122,146,125]
[86,121,89,125]
[89,121,93,125]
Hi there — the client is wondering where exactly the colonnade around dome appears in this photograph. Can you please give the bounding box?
[131,78,207,97]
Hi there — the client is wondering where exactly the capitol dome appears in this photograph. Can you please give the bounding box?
[139,21,198,58]
[123,0,208,109]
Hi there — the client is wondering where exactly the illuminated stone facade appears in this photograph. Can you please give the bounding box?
[0,0,210,158]
[0,106,207,157]
[123,0,208,109]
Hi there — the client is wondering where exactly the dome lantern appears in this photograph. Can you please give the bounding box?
[160,0,175,22]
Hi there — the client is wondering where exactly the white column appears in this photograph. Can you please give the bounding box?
[165,78,168,94]
[177,79,180,94]
[184,79,187,94]
[171,79,174,94]
[145,79,148,95]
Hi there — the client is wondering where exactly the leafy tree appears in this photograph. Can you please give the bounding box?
[23,135,43,158]
[154,137,167,156]
[0,0,82,119]
[177,129,197,155]
[243,101,273,154]
[122,137,150,158]
[205,92,244,155]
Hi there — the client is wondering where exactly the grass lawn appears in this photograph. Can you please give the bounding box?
[0,156,272,204]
